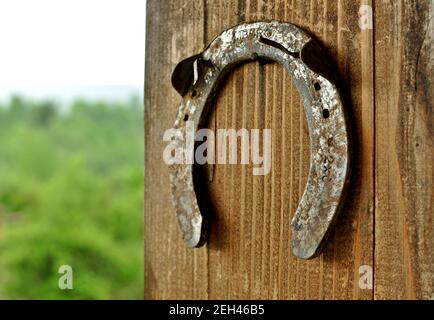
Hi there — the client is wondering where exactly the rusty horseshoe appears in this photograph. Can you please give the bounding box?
[169,21,351,259]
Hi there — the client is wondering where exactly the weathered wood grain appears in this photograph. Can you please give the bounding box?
[144,0,208,299]
[145,0,375,299]
[374,0,433,300]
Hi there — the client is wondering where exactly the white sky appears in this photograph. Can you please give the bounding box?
[0,0,146,99]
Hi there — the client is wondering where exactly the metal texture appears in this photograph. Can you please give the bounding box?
[169,21,351,259]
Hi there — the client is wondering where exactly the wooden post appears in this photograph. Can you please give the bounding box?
[144,0,432,299]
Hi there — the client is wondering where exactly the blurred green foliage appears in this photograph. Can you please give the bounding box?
[0,96,143,299]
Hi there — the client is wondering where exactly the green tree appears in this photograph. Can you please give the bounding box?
[0,96,143,299]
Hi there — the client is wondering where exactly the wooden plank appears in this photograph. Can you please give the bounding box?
[144,0,208,299]
[277,0,374,300]
[145,0,374,299]
[374,0,434,300]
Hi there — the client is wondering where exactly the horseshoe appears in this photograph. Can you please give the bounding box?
[169,21,351,259]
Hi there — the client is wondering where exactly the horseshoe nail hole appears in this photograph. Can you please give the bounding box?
[191,90,197,97]
[322,109,330,119]
[183,114,189,121]
[314,82,321,91]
